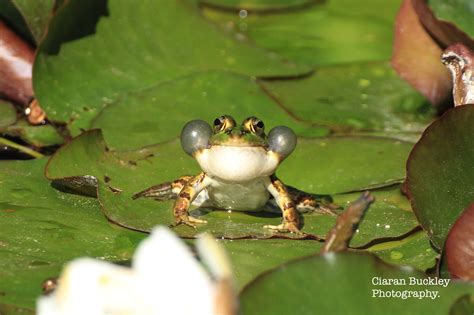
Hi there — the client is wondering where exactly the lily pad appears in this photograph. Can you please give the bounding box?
[91,71,328,150]
[428,0,474,38]
[278,137,413,194]
[367,230,438,271]
[46,130,416,242]
[260,62,433,132]
[406,105,474,250]
[240,252,474,314]
[0,101,17,129]
[333,188,420,248]
[0,159,146,309]
[199,0,315,11]
[202,0,401,66]
[33,0,311,135]
[6,0,55,43]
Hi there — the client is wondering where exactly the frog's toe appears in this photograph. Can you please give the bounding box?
[172,215,207,229]
[264,222,302,234]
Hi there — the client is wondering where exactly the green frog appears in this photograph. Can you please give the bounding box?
[133,115,336,233]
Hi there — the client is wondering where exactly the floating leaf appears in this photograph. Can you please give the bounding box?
[4,119,63,147]
[91,71,328,150]
[240,252,474,314]
[0,101,17,129]
[367,230,438,271]
[202,0,401,67]
[0,159,146,309]
[407,105,474,250]
[261,62,433,132]
[33,0,311,135]
[391,0,452,107]
[427,0,474,40]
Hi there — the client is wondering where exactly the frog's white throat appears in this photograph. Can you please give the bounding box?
[195,146,279,182]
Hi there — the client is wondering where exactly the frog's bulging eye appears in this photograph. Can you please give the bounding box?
[267,126,297,159]
[213,115,236,133]
[243,117,265,135]
[180,120,212,156]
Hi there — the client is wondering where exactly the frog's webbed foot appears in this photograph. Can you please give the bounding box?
[287,186,340,216]
[132,176,193,200]
[171,215,208,229]
[264,222,303,235]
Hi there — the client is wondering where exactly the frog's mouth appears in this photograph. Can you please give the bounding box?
[209,132,267,148]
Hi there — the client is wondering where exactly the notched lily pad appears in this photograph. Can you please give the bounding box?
[91,71,328,150]
[407,105,474,250]
[47,130,417,242]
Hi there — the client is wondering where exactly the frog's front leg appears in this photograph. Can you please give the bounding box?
[173,172,212,228]
[263,175,301,233]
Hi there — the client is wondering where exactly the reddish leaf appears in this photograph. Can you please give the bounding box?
[391,0,452,108]
[441,43,474,106]
[0,20,34,104]
[445,203,474,281]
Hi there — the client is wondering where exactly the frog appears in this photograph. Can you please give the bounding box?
[133,115,337,233]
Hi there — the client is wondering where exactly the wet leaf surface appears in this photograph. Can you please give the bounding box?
[240,252,474,315]
[33,0,311,136]
[428,0,474,38]
[367,230,438,272]
[0,159,146,309]
[261,62,434,132]
[45,130,418,243]
[407,105,474,250]
[91,71,328,150]
[202,0,401,67]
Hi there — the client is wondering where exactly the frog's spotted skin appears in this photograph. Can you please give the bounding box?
[133,115,337,233]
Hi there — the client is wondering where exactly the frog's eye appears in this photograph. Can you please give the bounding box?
[267,126,297,159]
[243,117,265,135]
[180,120,212,156]
[213,115,236,133]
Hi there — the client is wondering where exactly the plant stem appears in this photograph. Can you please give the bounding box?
[0,137,44,159]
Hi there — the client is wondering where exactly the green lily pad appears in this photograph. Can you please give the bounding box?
[4,119,64,147]
[260,62,434,132]
[278,137,413,194]
[202,0,401,66]
[222,238,322,289]
[0,159,146,309]
[46,130,416,243]
[91,71,328,150]
[333,188,420,248]
[367,230,438,271]
[240,252,474,314]
[33,0,311,136]
[0,101,16,129]
[406,105,474,250]
[199,0,315,11]
[428,0,474,38]
[6,0,55,43]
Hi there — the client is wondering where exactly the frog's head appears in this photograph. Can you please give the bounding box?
[180,115,296,182]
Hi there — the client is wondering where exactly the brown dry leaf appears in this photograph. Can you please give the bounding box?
[320,191,374,254]
[0,20,34,105]
[391,0,451,108]
[445,202,474,281]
